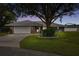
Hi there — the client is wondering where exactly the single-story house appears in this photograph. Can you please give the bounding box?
[6,20,42,33]
[5,20,64,34]
[64,24,79,32]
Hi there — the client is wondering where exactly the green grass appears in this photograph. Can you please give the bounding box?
[56,32,79,44]
[20,32,79,56]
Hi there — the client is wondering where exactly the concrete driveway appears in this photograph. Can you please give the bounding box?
[0,34,59,56]
[0,33,29,48]
[0,47,59,56]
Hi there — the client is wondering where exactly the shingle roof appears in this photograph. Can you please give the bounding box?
[6,20,42,27]
[36,21,64,27]
[6,20,64,27]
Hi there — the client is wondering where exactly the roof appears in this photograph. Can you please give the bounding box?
[5,20,64,27]
[36,21,64,27]
[6,20,42,27]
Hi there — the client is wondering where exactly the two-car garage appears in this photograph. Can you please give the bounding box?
[14,27,31,33]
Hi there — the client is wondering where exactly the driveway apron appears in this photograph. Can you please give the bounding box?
[0,33,28,48]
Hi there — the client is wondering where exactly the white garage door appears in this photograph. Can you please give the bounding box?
[14,27,31,33]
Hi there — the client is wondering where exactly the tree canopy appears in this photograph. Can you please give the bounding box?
[0,4,16,27]
[0,3,79,28]
[8,3,79,28]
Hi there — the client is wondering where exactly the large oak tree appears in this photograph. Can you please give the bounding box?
[9,3,79,29]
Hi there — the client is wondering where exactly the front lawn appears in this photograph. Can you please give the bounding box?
[20,32,79,56]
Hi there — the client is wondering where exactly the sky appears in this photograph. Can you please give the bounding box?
[17,11,79,25]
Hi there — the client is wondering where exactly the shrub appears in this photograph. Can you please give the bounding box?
[42,28,56,37]
[0,27,11,33]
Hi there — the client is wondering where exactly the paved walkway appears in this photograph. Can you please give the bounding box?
[0,34,28,48]
[0,47,59,56]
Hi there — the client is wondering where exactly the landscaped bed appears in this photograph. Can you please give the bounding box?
[20,32,79,56]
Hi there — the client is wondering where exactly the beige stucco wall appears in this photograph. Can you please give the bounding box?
[64,28,77,31]
[43,27,46,30]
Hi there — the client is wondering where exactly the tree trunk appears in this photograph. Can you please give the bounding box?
[43,21,55,37]
[42,19,55,37]
[45,20,51,29]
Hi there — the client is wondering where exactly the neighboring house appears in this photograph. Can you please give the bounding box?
[64,24,79,32]
[5,20,64,34]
